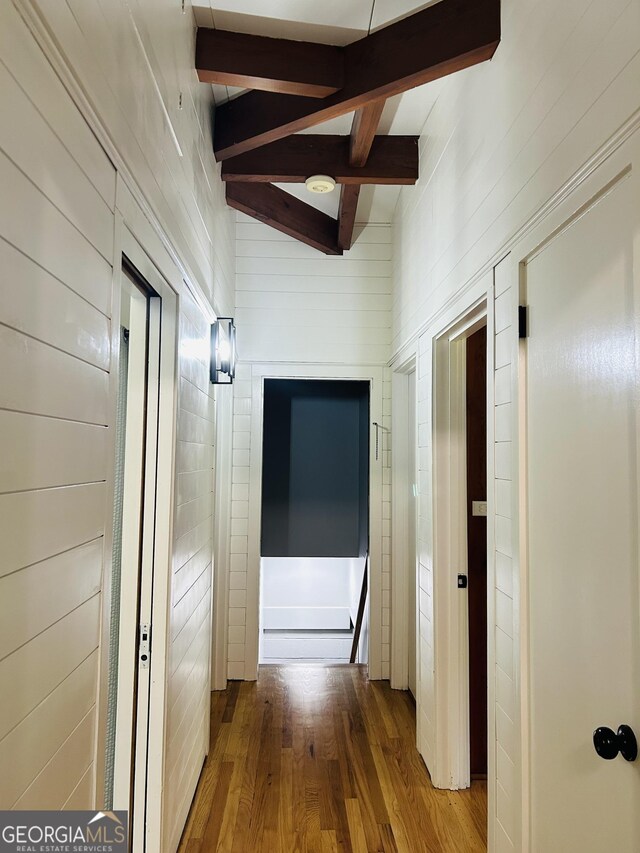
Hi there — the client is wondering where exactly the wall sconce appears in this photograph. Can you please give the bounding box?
[210,317,237,384]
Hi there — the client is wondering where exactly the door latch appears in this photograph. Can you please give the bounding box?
[457,575,468,589]
[139,623,151,669]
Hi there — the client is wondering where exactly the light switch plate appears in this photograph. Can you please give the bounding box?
[472,500,488,517]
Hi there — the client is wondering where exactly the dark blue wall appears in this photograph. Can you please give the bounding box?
[261,379,369,557]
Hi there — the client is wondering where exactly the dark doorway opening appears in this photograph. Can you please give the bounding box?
[466,327,488,778]
[260,379,370,664]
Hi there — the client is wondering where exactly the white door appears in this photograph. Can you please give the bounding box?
[106,260,169,851]
[525,172,640,852]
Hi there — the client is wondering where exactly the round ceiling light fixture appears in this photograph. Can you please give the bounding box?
[305,174,336,194]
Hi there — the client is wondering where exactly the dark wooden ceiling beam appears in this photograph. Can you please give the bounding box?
[196,28,344,98]
[221,134,418,185]
[226,183,342,255]
[337,101,387,250]
[350,101,386,166]
[337,185,361,252]
[213,0,500,160]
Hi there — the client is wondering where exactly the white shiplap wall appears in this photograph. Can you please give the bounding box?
[164,294,216,851]
[25,0,235,318]
[235,217,392,365]
[0,1,115,810]
[391,0,640,850]
[228,218,392,679]
[227,361,252,679]
[0,1,235,850]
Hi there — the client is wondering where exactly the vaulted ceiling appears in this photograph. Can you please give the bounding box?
[194,0,500,253]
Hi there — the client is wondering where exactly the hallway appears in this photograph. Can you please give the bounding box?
[2,0,639,849]
[178,666,486,852]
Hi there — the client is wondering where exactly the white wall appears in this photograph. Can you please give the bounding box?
[0,3,114,809]
[390,1,640,851]
[23,0,234,318]
[227,220,392,678]
[262,558,352,610]
[235,216,392,364]
[164,292,216,850]
[262,557,354,631]
[0,1,235,850]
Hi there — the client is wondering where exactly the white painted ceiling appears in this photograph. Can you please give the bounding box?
[193,0,446,222]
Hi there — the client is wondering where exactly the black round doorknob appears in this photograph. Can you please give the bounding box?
[593,727,619,760]
[593,725,638,762]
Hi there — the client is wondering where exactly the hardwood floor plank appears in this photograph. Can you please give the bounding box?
[221,679,241,723]
[200,761,234,850]
[177,665,486,853]
[279,747,294,850]
[303,722,322,853]
[368,742,414,853]
[320,829,339,853]
[379,823,400,853]
[344,799,368,853]
[326,758,353,853]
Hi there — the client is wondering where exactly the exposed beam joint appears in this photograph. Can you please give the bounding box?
[350,101,386,167]
[196,28,344,98]
[337,101,386,250]
[221,134,418,185]
[213,0,500,160]
[337,185,361,252]
[226,183,342,256]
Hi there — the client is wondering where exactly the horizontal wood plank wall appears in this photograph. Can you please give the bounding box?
[0,2,116,810]
[0,2,235,849]
[391,1,640,850]
[226,363,252,680]
[228,218,392,679]
[235,216,391,365]
[164,293,216,853]
[28,0,236,318]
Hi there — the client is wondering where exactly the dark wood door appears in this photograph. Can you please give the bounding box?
[466,326,487,777]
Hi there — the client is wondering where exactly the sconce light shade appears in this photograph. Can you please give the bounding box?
[210,317,237,384]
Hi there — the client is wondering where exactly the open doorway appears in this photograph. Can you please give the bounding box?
[466,327,488,779]
[430,306,488,803]
[259,379,370,664]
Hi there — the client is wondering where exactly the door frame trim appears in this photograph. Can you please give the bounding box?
[390,349,417,691]
[432,300,488,791]
[96,190,184,852]
[121,225,179,850]
[243,362,385,680]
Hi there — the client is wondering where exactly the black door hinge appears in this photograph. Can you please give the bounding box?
[519,305,528,339]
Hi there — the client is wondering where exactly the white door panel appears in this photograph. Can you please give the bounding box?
[526,173,640,852]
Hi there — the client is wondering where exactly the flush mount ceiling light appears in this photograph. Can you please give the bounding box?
[305,175,336,194]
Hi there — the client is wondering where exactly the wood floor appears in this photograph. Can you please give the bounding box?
[178,665,487,852]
